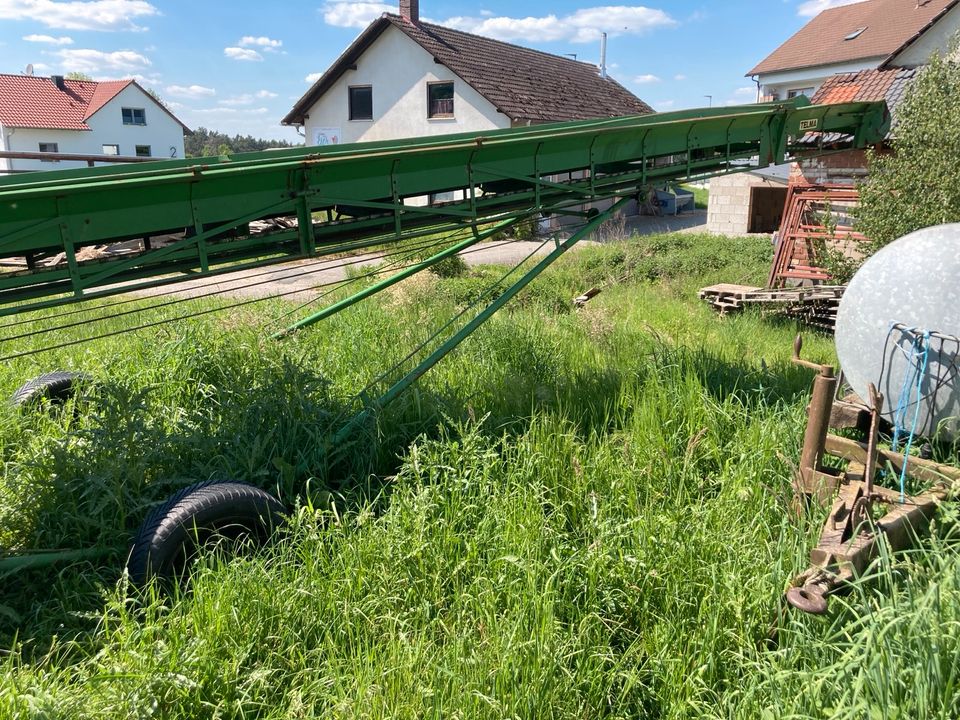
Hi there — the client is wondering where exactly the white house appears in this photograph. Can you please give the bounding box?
[283,0,652,146]
[747,0,960,102]
[0,74,189,173]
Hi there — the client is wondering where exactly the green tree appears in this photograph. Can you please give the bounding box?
[857,44,960,251]
[64,71,93,81]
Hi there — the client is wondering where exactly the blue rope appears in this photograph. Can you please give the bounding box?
[886,325,932,502]
[898,331,932,501]
[890,325,920,454]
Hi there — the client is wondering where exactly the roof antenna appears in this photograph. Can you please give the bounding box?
[24,64,34,76]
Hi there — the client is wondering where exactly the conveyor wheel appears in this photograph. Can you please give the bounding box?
[10,370,89,407]
[127,480,286,585]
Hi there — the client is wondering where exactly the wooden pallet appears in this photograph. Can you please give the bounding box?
[698,284,846,330]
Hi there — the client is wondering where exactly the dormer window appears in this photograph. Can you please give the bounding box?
[844,27,867,41]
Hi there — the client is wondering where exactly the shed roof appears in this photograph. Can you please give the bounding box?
[747,0,958,76]
[284,14,652,126]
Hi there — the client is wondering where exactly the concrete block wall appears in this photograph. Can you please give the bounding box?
[707,173,784,235]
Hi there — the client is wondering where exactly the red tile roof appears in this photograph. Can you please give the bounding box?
[0,74,189,132]
[285,14,652,126]
[84,80,135,120]
[812,66,917,110]
[748,0,958,76]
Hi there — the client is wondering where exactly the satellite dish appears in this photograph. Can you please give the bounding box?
[25,64,34,76]
[835,224,960,440]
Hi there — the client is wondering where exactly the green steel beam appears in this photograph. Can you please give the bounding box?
[0,98,889,317]
[275,215,522,338]
[369,196,632,415]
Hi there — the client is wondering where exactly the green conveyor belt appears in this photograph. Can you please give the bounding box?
[0,97,889,316]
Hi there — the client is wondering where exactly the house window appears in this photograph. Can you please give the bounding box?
[348,86,373,121]
[135,145,151,157]
[787,87,814,99]
[428,82,454,118]
[844,27,867,41]
[38,142,59,162]
[122,107,146,125]
[102,144,119,155]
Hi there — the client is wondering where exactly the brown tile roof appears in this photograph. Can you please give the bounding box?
[0,74,190,132]
[811,66,917,109]
[747,0,958,76]
[284,14,652,126]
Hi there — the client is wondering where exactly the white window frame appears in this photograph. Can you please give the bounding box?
[122,107,146,126]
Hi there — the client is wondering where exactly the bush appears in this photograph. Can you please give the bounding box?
[857,44,960,252]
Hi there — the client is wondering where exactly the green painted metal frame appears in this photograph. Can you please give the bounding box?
[0,98,890,573]
[0,97,889,318]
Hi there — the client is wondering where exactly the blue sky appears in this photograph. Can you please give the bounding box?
[0,0,860,142]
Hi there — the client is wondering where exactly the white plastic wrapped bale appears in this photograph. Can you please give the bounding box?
[835,224,960,441]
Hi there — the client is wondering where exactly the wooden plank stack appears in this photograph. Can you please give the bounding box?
[698,284,846,331]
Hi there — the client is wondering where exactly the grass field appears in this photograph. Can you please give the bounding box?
[1,232,958,718]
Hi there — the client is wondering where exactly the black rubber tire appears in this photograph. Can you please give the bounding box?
[127,480,286,586]
[10,371,88,407]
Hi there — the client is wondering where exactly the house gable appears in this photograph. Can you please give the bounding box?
[285,13,651,129]
[298,23,509,145]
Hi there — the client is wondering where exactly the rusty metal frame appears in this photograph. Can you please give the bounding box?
[785,335,960,614]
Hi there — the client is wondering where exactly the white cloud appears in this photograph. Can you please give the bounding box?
[219,89,278,106]
[166,84,215,98]
[224,47,263,61]
[239,35,282,49]
[55,47,151,74]
[23,33,73,44]
[193,106,270,115]
[321,1,396,28]
[723,87,757,106]
[442,6,678,44]
[797,0,864,17]
[0,0,160,31]
[633,74,660,84]
[673,73,686,81]
[305,72,322,83]
[654,99,675,111]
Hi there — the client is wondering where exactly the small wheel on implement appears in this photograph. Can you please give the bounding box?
[10,371,89,408]
[127,480,286,586]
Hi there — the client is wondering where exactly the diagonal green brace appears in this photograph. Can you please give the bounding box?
[274,214,523,338]
[331,195,631,444]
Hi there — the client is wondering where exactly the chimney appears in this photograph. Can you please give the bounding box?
[51,75,66,91]
[400,0,418,23]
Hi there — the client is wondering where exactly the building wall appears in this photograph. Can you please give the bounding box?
[707,171,788,235]
[789,149,871,186]
[3,84,185,172]
[891,5,960,67]
[303,25,511,146]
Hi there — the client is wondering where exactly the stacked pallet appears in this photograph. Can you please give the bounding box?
[698,284,846,331]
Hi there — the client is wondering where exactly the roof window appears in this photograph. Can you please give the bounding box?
[844,27,867,41]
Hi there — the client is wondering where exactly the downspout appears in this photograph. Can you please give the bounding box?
[751,74,761,103]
